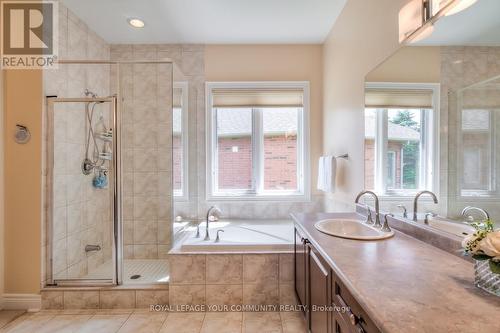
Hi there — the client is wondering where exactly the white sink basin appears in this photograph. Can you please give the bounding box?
[425,217,476,238]
[314,219,394,240]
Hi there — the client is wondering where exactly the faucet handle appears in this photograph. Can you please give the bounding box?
[424,212,437,225]
[195,225,200,238]
[397,204,408,219]
[365,206,374,225]
[215,229,224,243]
[382,214,394,232]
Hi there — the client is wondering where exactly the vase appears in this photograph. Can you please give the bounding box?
[474,260,500,296]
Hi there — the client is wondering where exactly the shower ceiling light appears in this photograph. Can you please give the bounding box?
[445,0,478,16]
[128,18,145,28]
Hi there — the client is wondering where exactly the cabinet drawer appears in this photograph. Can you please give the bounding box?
[331,276,380,333]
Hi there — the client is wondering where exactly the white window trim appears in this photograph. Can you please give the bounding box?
[173,81,189,202]
[205,81,311,202]
[365,82,440,198]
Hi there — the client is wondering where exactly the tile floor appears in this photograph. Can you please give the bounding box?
[0,310,307,333]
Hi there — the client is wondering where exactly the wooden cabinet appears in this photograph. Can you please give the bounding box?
[294,227,308,309]
[294,226,380,333]
[309,244,331,333]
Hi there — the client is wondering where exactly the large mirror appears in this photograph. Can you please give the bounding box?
[365,0,500,228]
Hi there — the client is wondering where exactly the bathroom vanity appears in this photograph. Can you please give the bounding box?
[291,212,500,333]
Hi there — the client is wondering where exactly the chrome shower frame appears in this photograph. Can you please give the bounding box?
[44,59,173,287]
[46,96,119,286]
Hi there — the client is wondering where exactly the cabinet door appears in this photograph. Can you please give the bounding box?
[294,228,307,308]
[309,245,331,333]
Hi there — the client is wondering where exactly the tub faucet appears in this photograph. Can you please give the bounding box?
[355,190,381,228]
[424,212,437,225]
[215,229,224,243]
[397,204,408,219]
[413,190,438,221]
[205,206,222,241]
[382,214,394,233]
[461,206,490,222]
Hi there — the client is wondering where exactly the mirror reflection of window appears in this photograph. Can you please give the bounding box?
[173,84,188,199]
[460,109,494,195]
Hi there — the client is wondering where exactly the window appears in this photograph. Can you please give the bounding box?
[364,83,439,196]
[206,82,310,200]
[173,82,188,200]
[459,109,497,196]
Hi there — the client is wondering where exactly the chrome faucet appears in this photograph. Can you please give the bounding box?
[413,190,438,221]
[397,204,408,219]
[205,206,222,241]
[355,190,381,228]
[461,206,490,222]
[215,229,224,243]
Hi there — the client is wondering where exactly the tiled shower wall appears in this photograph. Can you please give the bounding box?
[110,46,174,259]
[441,46,500,224]
[43,4,113,281]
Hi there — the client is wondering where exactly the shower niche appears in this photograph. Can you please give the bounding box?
[44,61,174,286]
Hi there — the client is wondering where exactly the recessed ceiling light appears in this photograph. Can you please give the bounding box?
[445,0,478,16]
[128,18,145,28]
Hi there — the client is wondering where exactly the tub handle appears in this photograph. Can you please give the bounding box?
[195,225,200,238]
[215,229,224,243]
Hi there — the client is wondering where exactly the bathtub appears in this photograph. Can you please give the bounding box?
[172,219,294,253]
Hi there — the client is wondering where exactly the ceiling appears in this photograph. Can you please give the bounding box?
[416,0,500,46]
[61,0,347,44]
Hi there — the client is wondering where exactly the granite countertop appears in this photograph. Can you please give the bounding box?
[291,212,500,333]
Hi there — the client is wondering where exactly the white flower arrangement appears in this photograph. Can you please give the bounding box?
[462,220,500,274]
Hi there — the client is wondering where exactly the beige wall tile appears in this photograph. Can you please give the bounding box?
[169,285,205,306]
[243,282,279,306]
[205,285,242,306]
[170,255,206,284]
[243,254,279,284]
[279,254,294,283]
[100,290,136,309]
[41,291,64,310]
[136,290,169,308]
[63,291,99,309]
[206,255,243,284]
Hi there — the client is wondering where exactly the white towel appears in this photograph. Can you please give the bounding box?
[317,156,337,193]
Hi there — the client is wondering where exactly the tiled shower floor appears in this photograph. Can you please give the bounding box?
[81,259,169,284]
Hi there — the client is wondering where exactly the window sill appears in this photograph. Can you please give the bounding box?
[206,193,311,202]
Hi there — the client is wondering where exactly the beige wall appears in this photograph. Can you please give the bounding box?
[3,70,43,294]
[322,0,408,211]
[366,46,441,83]
[205,44,324,198]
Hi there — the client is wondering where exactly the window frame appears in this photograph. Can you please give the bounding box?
[173,81,189,202]
[365,82,440,198]
[205,81,310,201]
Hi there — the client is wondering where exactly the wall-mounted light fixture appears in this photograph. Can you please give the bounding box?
[399,0,478,44]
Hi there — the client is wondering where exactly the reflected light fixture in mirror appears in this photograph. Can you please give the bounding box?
[128,18,145,28]
[445,0,478,16]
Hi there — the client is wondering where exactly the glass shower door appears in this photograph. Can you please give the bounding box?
[47,97,118,286]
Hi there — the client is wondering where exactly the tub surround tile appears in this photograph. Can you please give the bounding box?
[206,255,243,284]
[242,282,279,306]
[169,255,206,284]
[100,290,136,309]
[243,254,279,284]
[169,284,205,306]
[205,284,243,306]
[279,254,294,283]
